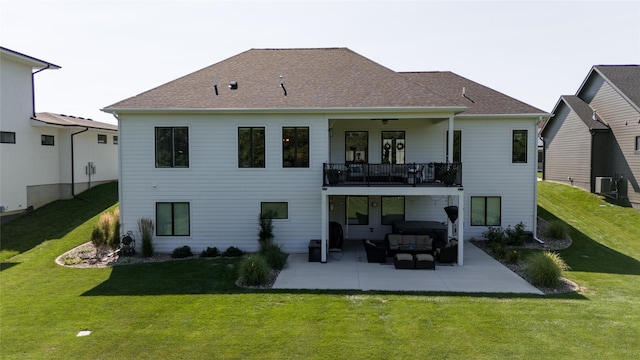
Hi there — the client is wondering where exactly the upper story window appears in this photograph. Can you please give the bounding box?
[635,136,640,154]
[98,134,107,144]
[382,131,405,164]
[41,135,55,146]
[1,132,16,144]
[346,131,368,163]
[113,135,118,145]
[446,130,462,163]
[282,127,309,168]
[512,130,528,163]
[155,127,189,168]
[238,127,265,168]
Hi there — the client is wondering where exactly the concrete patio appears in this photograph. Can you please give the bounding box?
[273,240,542,294]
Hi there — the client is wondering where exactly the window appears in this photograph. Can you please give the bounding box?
[382,131,405,164]
[635,136,640,154]
[156,202,190,236]
[1,131,16,144]
[347,196,368,225]
[382,196,405,225]
[345,131,368,163]
[41,135,54,146]
[113,135,118,145]
[512,130,527,163]
[471,196,501,226]
[446,130,462,163]
[98,134,107,144]
[282,127,309,167]
[155,127,189,168]
[238,127,265,168]
[261,202,288,219]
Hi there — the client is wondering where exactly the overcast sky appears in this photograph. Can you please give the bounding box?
[2,0,639,125]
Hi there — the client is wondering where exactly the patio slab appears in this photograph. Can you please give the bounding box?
[273,241,542,294]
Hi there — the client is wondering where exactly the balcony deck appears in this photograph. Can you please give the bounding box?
[323,162,462,187]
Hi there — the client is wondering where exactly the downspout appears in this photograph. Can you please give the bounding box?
[71,127,89,199]
[31,65,51,117]
[533,116,546,245]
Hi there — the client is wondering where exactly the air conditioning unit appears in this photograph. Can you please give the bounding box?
[595,177,612,194]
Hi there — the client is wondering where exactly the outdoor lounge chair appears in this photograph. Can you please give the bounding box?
[329,221,344,251]
[436,239,458,263]
[362,239,387,263]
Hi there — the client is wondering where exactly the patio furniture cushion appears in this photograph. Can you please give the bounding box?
[436,239,458,264]
[415,253,435,270]
[362,239,387,263]
[394,253,415,269]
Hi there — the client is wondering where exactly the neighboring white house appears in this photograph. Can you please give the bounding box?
[0,47,118,220]
[103,48,550,264]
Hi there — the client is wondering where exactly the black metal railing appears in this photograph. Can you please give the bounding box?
[323,162,462,187]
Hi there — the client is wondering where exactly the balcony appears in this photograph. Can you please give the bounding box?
[323,162,462,187]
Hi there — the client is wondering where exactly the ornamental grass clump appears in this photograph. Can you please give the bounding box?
[545,220,567,240]
[259,241,287,270]
[239,253,271,286]
[138,218,154,257]
[523,251,569,287]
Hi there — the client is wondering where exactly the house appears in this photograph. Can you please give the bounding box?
[541,65,640,209]
[103,48,549,264]
[0,47,118,221]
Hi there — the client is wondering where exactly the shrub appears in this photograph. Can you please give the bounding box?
[91,226,107,248]
[222,246,244,257]
[200,247,220,258]
[138,218,154,258]
[483,226,506,245]
[490,241,506,259]
[110,208,121,250]
[171,245,193,258]
[523,251,569,287]
[505,249,520,264]
[545,220,567,240]
[505,222,526,246]
[259,241,288,270]
[258,212,274,243]
[239,254,271,286]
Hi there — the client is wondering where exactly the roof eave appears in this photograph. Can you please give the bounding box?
[0,47,61,70]
[30,117,118,132]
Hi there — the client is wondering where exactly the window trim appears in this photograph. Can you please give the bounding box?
[1,131,16,144]
[282,126,309,168]
[238,126,266,168]
[635,136,640,155]
[113,135,118,145]
[260,202,289,219]
[41,134,55,146]
[156,202,191,236]
[97,134,107,144]
[155,126,190,168]
[511,129,528,163]
[470,196,502,226]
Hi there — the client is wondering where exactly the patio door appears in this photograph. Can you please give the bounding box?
[382,131,405,164]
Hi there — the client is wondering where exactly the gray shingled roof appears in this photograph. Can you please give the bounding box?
[105,48,460,111]
[32,112,117,131]
[104,48,545,115]
[542,96,609,137]
[593,65,640,110]
[401,71,546,115]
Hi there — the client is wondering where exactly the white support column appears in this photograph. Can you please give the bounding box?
[447,115,454,163]
[321,190,328,263]
[457,193,464,266]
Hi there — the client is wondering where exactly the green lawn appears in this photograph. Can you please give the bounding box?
[1,182,639,359]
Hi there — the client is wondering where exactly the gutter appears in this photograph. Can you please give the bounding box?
[71,127,89,199]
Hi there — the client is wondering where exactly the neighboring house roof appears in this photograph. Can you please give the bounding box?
[401,71,546,115]
[31,112,117,131]
[0,46,61,70]
[104,48,546,116]
[541,96,609,136]
[589,65,640,110]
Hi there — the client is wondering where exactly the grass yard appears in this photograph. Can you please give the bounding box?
[1,181,639,359]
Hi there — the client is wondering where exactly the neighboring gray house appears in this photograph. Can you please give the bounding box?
[541,65,640,209]
[103,48,549,264]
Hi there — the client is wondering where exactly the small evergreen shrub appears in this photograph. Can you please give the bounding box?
[505,249,520,264]
[259,241,287,270]
[523,251,569,287]
[483,226,506,245]
[138,218,154,258]
[239,254,271,286]
[505,222,526,246]
[110,208,121,250]
[91,227,107,248]
[545,220,567,240]
[222,246,244,257]
[171,246,193,259]
[258,212,274,243]
[200,246,220,258]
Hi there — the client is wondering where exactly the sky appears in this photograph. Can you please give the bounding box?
[1,0,639,125]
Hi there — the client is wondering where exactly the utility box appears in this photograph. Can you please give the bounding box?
[308,240,321,262]
[595,177,612,194]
